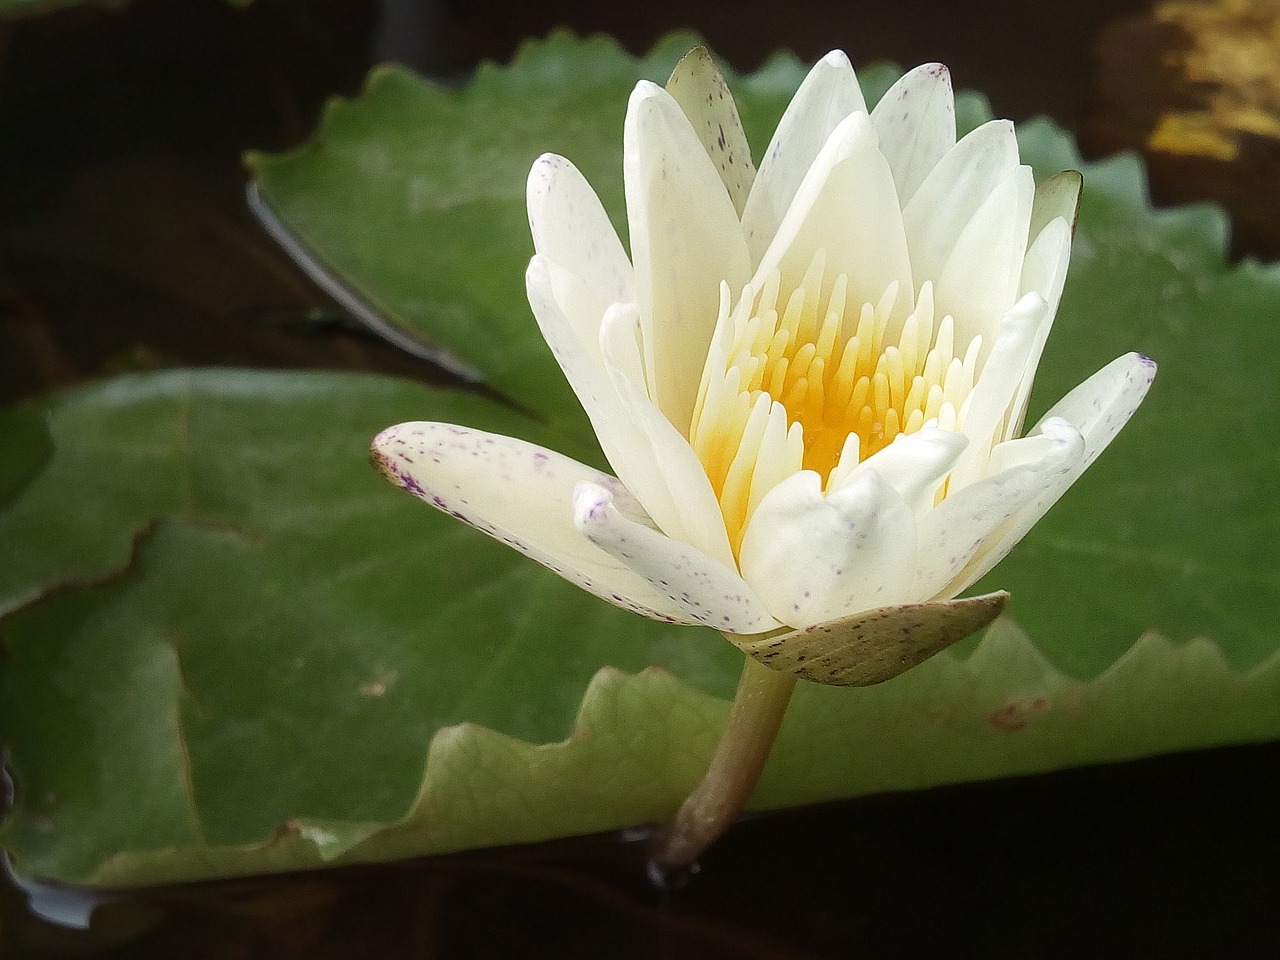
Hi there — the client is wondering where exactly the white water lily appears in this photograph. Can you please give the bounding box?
[373,50,1155,652]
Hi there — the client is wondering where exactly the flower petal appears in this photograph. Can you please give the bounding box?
[914,417,1086,599]
[734,591,1008,687]
[934,163,1036,346]
[951,292,1051,487]
[574,482,779,633]
[741,50,867,264]
[838,426,969,515]
[870,62,956,207]
[665,46,756,216]
[753,110,915,326]
[371,422,710,625]
[527,153,634,309]
[528,257,680,531]
[599,306,739,570]
[625,80,752,432]
[943,354,1155,591]
[739,469,917,629]
[1038,351,1159,469]
[902,119,1021,299]
[1007,215,1073,437]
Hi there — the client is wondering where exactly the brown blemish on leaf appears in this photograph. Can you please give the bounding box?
[987,695,1052,732]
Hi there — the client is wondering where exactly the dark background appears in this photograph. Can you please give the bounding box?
[2,0,1278,956]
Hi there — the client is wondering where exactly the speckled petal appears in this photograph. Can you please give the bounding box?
[573,482,779,633]
[371,422,708,625]
[913,417,1085,599]
[870,62,956,207]
[527,153,634,310]
[741,50,867,264]
[739,469,917,629]
[665,46,756,216]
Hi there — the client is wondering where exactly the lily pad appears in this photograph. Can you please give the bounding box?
[3,33,1279,888]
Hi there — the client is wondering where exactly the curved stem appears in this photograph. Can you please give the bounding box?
[651,653,797,873]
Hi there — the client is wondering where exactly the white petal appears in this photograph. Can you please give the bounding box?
[1034,351,1158,470]
[527,153,634,308]
[870,63,956,207]
[928,354,1155,594]
[529,258,695,551]
[625,81,752,433]
[934,164,1035,346]
[1007,215,1073,437]
[839,426,969,515]
[371,423,709,625]
[665,47,756,216]
[599,307,739,570]
[913,417,1086,598]
[574,483,778,633]
[753,110,914,326]
[741,50,868,264]
[739,469,918,629]
[902,119,1021,296]
[950,292,1050,487]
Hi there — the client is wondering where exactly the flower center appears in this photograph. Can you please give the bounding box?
[689,249,982,554]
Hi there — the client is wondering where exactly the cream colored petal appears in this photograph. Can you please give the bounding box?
[741,50,867,264]
[371,423,707,625]
[870,63,956,207]
[1034,351,1158,470]
[753,110,915,327]
[902,119,1021,294]
[935,164,1036,347]
[526,257,655,496]
[913,417,1086,599]
[574,482,779,633]
[625,81,752,433]
[950,292,1050,487]
[599,307,739,570]
[527,153,634,309]
[665,46,756,216]
[838,426,969,516]
[739,469,918,629]
[1007,216,1073,438]
[932,354,1155,594]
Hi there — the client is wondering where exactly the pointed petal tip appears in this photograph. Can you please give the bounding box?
[819,49,853,69]
[369,422,433,496]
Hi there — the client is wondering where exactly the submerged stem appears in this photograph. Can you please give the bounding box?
[651,651,797,874]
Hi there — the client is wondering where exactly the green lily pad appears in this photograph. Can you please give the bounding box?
[3,33,1279,888]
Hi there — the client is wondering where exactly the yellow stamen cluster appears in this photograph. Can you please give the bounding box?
[689,250,982,554]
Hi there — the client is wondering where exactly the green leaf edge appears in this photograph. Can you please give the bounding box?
[82,619,1280,888]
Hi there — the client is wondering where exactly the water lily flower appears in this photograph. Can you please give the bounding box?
[373,49,1155,658]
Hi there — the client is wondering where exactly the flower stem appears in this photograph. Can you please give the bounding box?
[651,652,797,874]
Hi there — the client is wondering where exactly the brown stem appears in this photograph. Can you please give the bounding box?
[651,653,797,874]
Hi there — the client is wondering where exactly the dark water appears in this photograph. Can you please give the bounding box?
[3,0,1278,956]
[4,743,1280,959]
